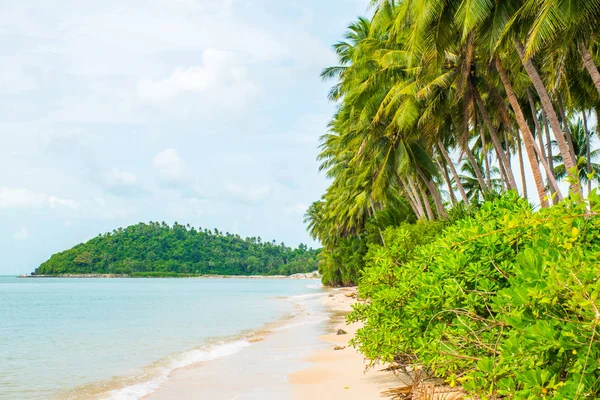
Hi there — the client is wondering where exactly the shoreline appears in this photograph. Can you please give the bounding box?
[18,272,320,279]
[142,290,331,400]
[57,286,327,400]
[141,287,403,399]
[290,287,401,399]
[56,284,401,399]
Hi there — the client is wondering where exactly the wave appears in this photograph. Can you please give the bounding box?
[287,292,327,301]
[100,340,251,400]
[71,290,328,400]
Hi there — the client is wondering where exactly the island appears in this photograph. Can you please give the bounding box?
[33,222,320,277]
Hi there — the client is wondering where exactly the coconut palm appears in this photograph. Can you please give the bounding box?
[553,118,600,194]
[307,0,600,255]
[455,144,503,203]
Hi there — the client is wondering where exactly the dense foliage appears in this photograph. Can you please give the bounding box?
[313,200,418,286]
[305,0,600,396]
[350,192,600,397]
[305,0,600,288]
[35,222,319,276]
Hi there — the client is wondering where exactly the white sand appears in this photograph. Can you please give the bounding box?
[143,287,401,399]
[290,288,401,399]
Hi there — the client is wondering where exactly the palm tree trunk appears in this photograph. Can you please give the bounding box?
[405,177,426,220]
[504,130,512,165]
[461,98,488,192]
[557,98,576,159]
[580,42,600,96]
[417,168,447,218]
[404,194,421,219]
[397,175,421,218]
[430,179,448,218]
[583,110,592,196]
[416,180,435,220]
[436,158,457,206]
[497,158,509,191]
[437,141,469,204]
[515,39,580,195]
[465,144,488,191]
[527,89,548,165]
[495,58,550,206]
[515,129,528,198]
[542,110,560,204]
[542,111,555,173]
[480,124,492,189]
[472,84,517,190]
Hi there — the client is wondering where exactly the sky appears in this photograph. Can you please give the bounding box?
[0,0,372,274]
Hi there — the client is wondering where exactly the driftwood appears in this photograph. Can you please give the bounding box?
[379,363,466,400]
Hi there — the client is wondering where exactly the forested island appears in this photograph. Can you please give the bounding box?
[34,222,319,277]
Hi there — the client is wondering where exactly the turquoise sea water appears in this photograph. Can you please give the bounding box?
[0,276,324,399]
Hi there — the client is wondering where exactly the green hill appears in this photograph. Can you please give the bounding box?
[34,222,320,277]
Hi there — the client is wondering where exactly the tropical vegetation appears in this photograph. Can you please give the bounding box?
[351,192,600,398]
[35,222,319,277]
[308,0,600,286]
[305,0,600,396]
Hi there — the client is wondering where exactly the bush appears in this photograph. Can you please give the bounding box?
[319,235,368,286]
[350,190,600,398]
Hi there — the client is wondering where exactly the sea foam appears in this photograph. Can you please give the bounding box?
[102,340,251,400]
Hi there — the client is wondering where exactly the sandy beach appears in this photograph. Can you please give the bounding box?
[140,286,401,400]
[290,288,401,399]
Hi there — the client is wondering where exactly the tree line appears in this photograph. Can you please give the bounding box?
[306,0,600,286]
[35,222,319,276]
[303,1,600,396]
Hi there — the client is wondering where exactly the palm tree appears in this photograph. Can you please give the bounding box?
[552,118,600,194]
[309,0,600,250]
[456,145,503,203]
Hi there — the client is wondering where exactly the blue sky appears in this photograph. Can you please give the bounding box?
[0,0,371,274]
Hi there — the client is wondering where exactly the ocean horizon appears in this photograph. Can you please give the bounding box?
[0,276,327,399]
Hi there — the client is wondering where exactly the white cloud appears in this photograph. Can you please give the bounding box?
[13,227,30,241]
[0,0,367,273]
[137,49,259,108]
[0,187,78,210]
[153,148,185,183]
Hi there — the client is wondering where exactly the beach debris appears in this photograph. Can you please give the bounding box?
[334,346,346,351]
[336,329,347,335]
[248,337,264,343]
[380,365,465,399]
[345,292,357,298]
[328,294,335,297]
[344,386,349,390]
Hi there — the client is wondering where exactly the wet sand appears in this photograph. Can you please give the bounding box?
[143,288,400,400]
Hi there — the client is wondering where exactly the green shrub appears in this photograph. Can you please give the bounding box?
[319,219,443,287]
[350,190,600,398]
[319,235,368,286]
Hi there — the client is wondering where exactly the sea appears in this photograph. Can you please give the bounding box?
[0,276,329,400]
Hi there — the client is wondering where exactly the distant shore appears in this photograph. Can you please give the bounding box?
[19,272,320,279]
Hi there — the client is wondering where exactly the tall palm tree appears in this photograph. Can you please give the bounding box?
[456,146,503,203]
[552,118,600,194]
